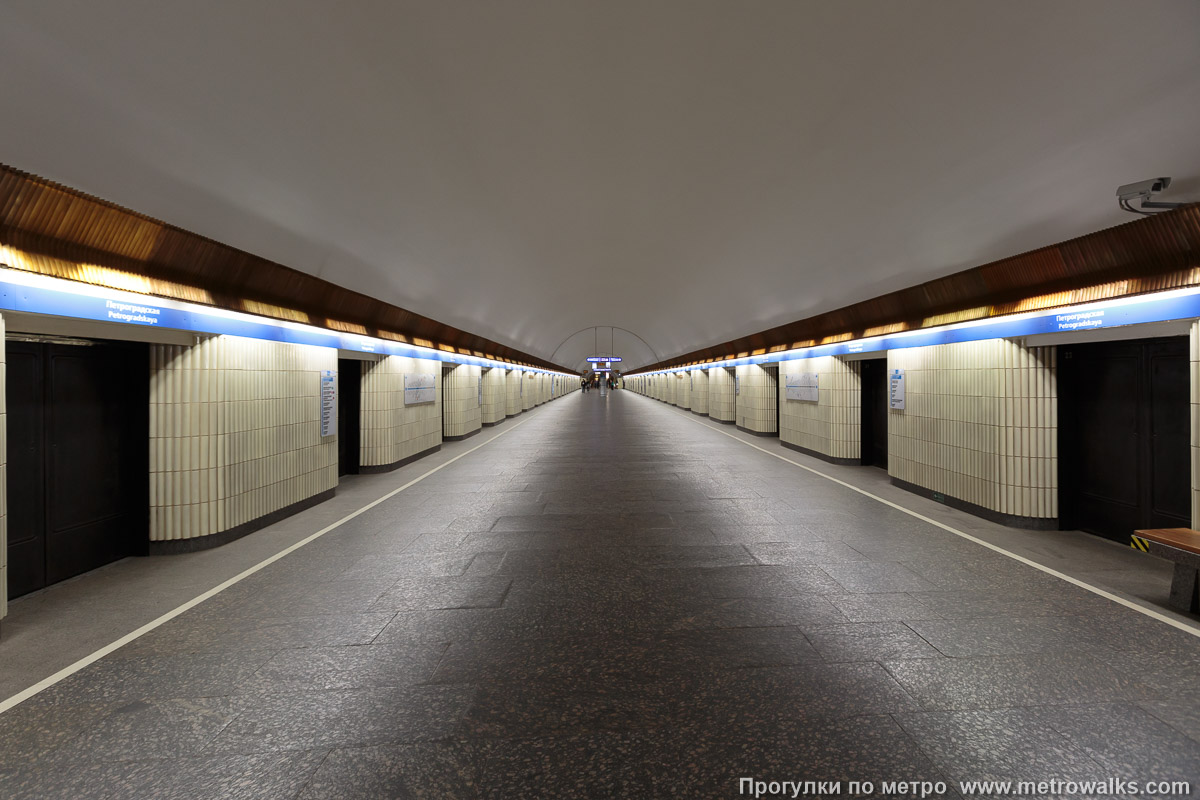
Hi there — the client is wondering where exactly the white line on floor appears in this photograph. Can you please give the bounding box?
[0,416,533,715]
[655,396,1200,639]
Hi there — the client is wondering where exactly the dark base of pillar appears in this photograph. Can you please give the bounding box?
[890,476,1058,530]
[780,439,860,466]
[443,427,481,442]
[482,417,505,427]
[148,487,337,554]
[359,444,443,475]
[691,410,708,417]
[710,417,735,424]
[736,424,778,437]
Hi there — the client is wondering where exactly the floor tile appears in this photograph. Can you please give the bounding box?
[805,622,944,661]
[3,392,1199,796]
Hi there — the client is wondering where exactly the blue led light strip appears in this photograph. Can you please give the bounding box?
[0,269,576,376]
[630,286,1200,375]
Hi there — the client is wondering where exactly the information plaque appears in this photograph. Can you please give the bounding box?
[889,369,906,410]
[320,370,337,436]
[404,373,437,405]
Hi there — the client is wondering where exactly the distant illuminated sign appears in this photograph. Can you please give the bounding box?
[595,368,612,372]
[587,356,622,362]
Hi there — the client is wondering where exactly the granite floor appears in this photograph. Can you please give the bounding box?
[2,390,1200,798]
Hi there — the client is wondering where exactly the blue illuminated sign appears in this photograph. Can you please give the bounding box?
[587,356,621,362]
[630,288,1200,375]
[0,272,573,375]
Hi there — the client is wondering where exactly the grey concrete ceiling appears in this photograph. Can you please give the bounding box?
[2,1,1199,371]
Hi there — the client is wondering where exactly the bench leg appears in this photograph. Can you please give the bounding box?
[1168,563,1200,613]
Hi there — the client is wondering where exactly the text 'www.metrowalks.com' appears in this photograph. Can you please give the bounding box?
[739,777,1193,797]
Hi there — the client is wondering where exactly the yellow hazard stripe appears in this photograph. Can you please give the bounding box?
[1130,536,1150,552]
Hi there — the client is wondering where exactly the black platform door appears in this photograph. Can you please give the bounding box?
[859,359,888,469]
[7,340,148,599]
[337,358,361,476]
[1147,342,1192,528]
[6,344,46,598]
[1059,337,1190,542]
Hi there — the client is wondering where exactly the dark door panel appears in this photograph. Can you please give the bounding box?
[1059,337,1190,542]
[6,343,46,598]
[860,358,888,469]
[1073,351,1139,531]
[6,339,148,598]
[764,364,779,436]
[1147,344,1190,527]
[337,358,360,476]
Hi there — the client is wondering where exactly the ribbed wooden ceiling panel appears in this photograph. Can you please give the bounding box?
[0,164,562,369]
[640,204,1200,370]
[4,164,1199,373]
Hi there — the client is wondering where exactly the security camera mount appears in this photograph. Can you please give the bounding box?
[1116,177,1184,215]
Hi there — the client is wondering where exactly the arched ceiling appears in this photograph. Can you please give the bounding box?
[1,1,1198,372]
[551,327,661,375]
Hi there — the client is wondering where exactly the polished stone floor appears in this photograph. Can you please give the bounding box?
[2,390,1200,798]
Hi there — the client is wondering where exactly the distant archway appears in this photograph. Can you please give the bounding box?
[549,326,662,372]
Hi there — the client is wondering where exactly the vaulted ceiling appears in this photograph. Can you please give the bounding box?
[2,1,1199,371]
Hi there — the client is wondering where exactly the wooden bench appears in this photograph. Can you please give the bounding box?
[1132,528,1200,613]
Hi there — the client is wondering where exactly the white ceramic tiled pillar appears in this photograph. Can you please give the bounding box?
[735,364,778,434]
[359,355,443,468]
[148,335,338,543]
[506,369,522,416]
[442,363,482,440]
[708,367,736,422]
[888,338,1057,522]
[522,372,536,411]
[779,355,861,462]
[690,369,709,415]
[482,367,507,425]
[676,371,691,410]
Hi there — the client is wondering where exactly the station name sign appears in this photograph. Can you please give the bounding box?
[587,356,622,362]
[635,286,1200,374]
[0,268,577,376]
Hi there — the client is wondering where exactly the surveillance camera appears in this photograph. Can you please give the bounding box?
[1116,177,1171,201]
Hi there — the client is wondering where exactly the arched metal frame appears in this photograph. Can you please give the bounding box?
[549,325,662,372]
